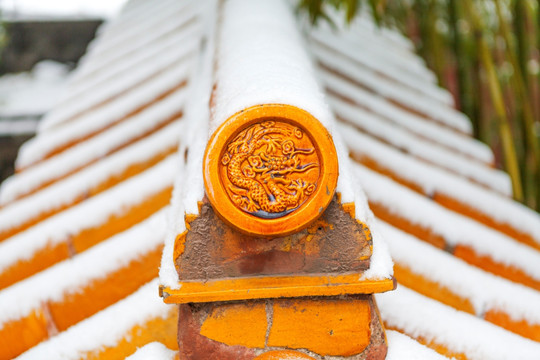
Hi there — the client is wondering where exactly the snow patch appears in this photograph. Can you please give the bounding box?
[0,61,69,118]
[386,330,453,360]
[126,342,176,360]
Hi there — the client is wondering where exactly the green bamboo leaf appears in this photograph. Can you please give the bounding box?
[345,0,359,23]
[369,0,381,26]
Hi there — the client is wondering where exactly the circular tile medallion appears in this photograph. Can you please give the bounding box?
[204,104,338,237]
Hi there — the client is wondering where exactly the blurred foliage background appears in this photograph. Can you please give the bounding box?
[298,0,540,211]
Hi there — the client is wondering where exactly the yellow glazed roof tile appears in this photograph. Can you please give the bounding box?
[0,0,538,358]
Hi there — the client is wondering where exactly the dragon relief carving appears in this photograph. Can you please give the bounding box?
[220,120,319,219]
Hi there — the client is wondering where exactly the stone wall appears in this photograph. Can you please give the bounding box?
[0,134,32,182]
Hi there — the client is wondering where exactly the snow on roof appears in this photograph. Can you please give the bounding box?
[321,71,493,165]
[379,220,540,326]
[0,155,177,278]
[386,330,453,360]
[330,96,511,195]
[341,122,540,248]
[360,220,394,281]
[312,43,471,135]
[95,0,176,38]
[57,21,202,116]
[210,0,333,132]
[353,163,540,286]
[71,0,199,85]
[0,120,182,239]
[126,342,176,360]
[22,55,193,168]
[2,86,187,203]
[81,0,193,58]
[0,209,166,328]
[376,286,540,359]
[89,0,183,57]
[41,23,200,130]
[308,23,452,106]
[324,10,438,86]
[16,279,175,360]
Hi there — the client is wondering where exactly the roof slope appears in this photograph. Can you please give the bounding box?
[0,0,538,359]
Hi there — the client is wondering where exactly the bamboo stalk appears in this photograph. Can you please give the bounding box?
[449,0,480,135]
[448,0,464,109]
[464,0,524,201]
[495,0,539,207]
[514,0,529,87]
[425,1,445,87]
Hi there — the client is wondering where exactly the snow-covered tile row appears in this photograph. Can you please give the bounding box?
[331,97,511,195]
[308,27,452,106]
[15,62,191,172]
[0,155,177,280]
[325,9,437,85]
[16,279,176,360]
[313,44,471,134]
[60,20,202,109]
[376,286,540,360]
[87,0,180,56]
[0,120,182,237]
[85,0,169,53]
[83,0,192,59]
[379,221,540,329]
[72,0,199,84]
[341,123,540,249]
[322,71,493,164]
[37,33,197,134]
[0,210,166,329]
[353,163,540,288]
[353,13,419,58]
[3,86,187,203]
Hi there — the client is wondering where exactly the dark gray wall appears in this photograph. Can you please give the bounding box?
[0,132,33,182]
[0,19,103,74]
